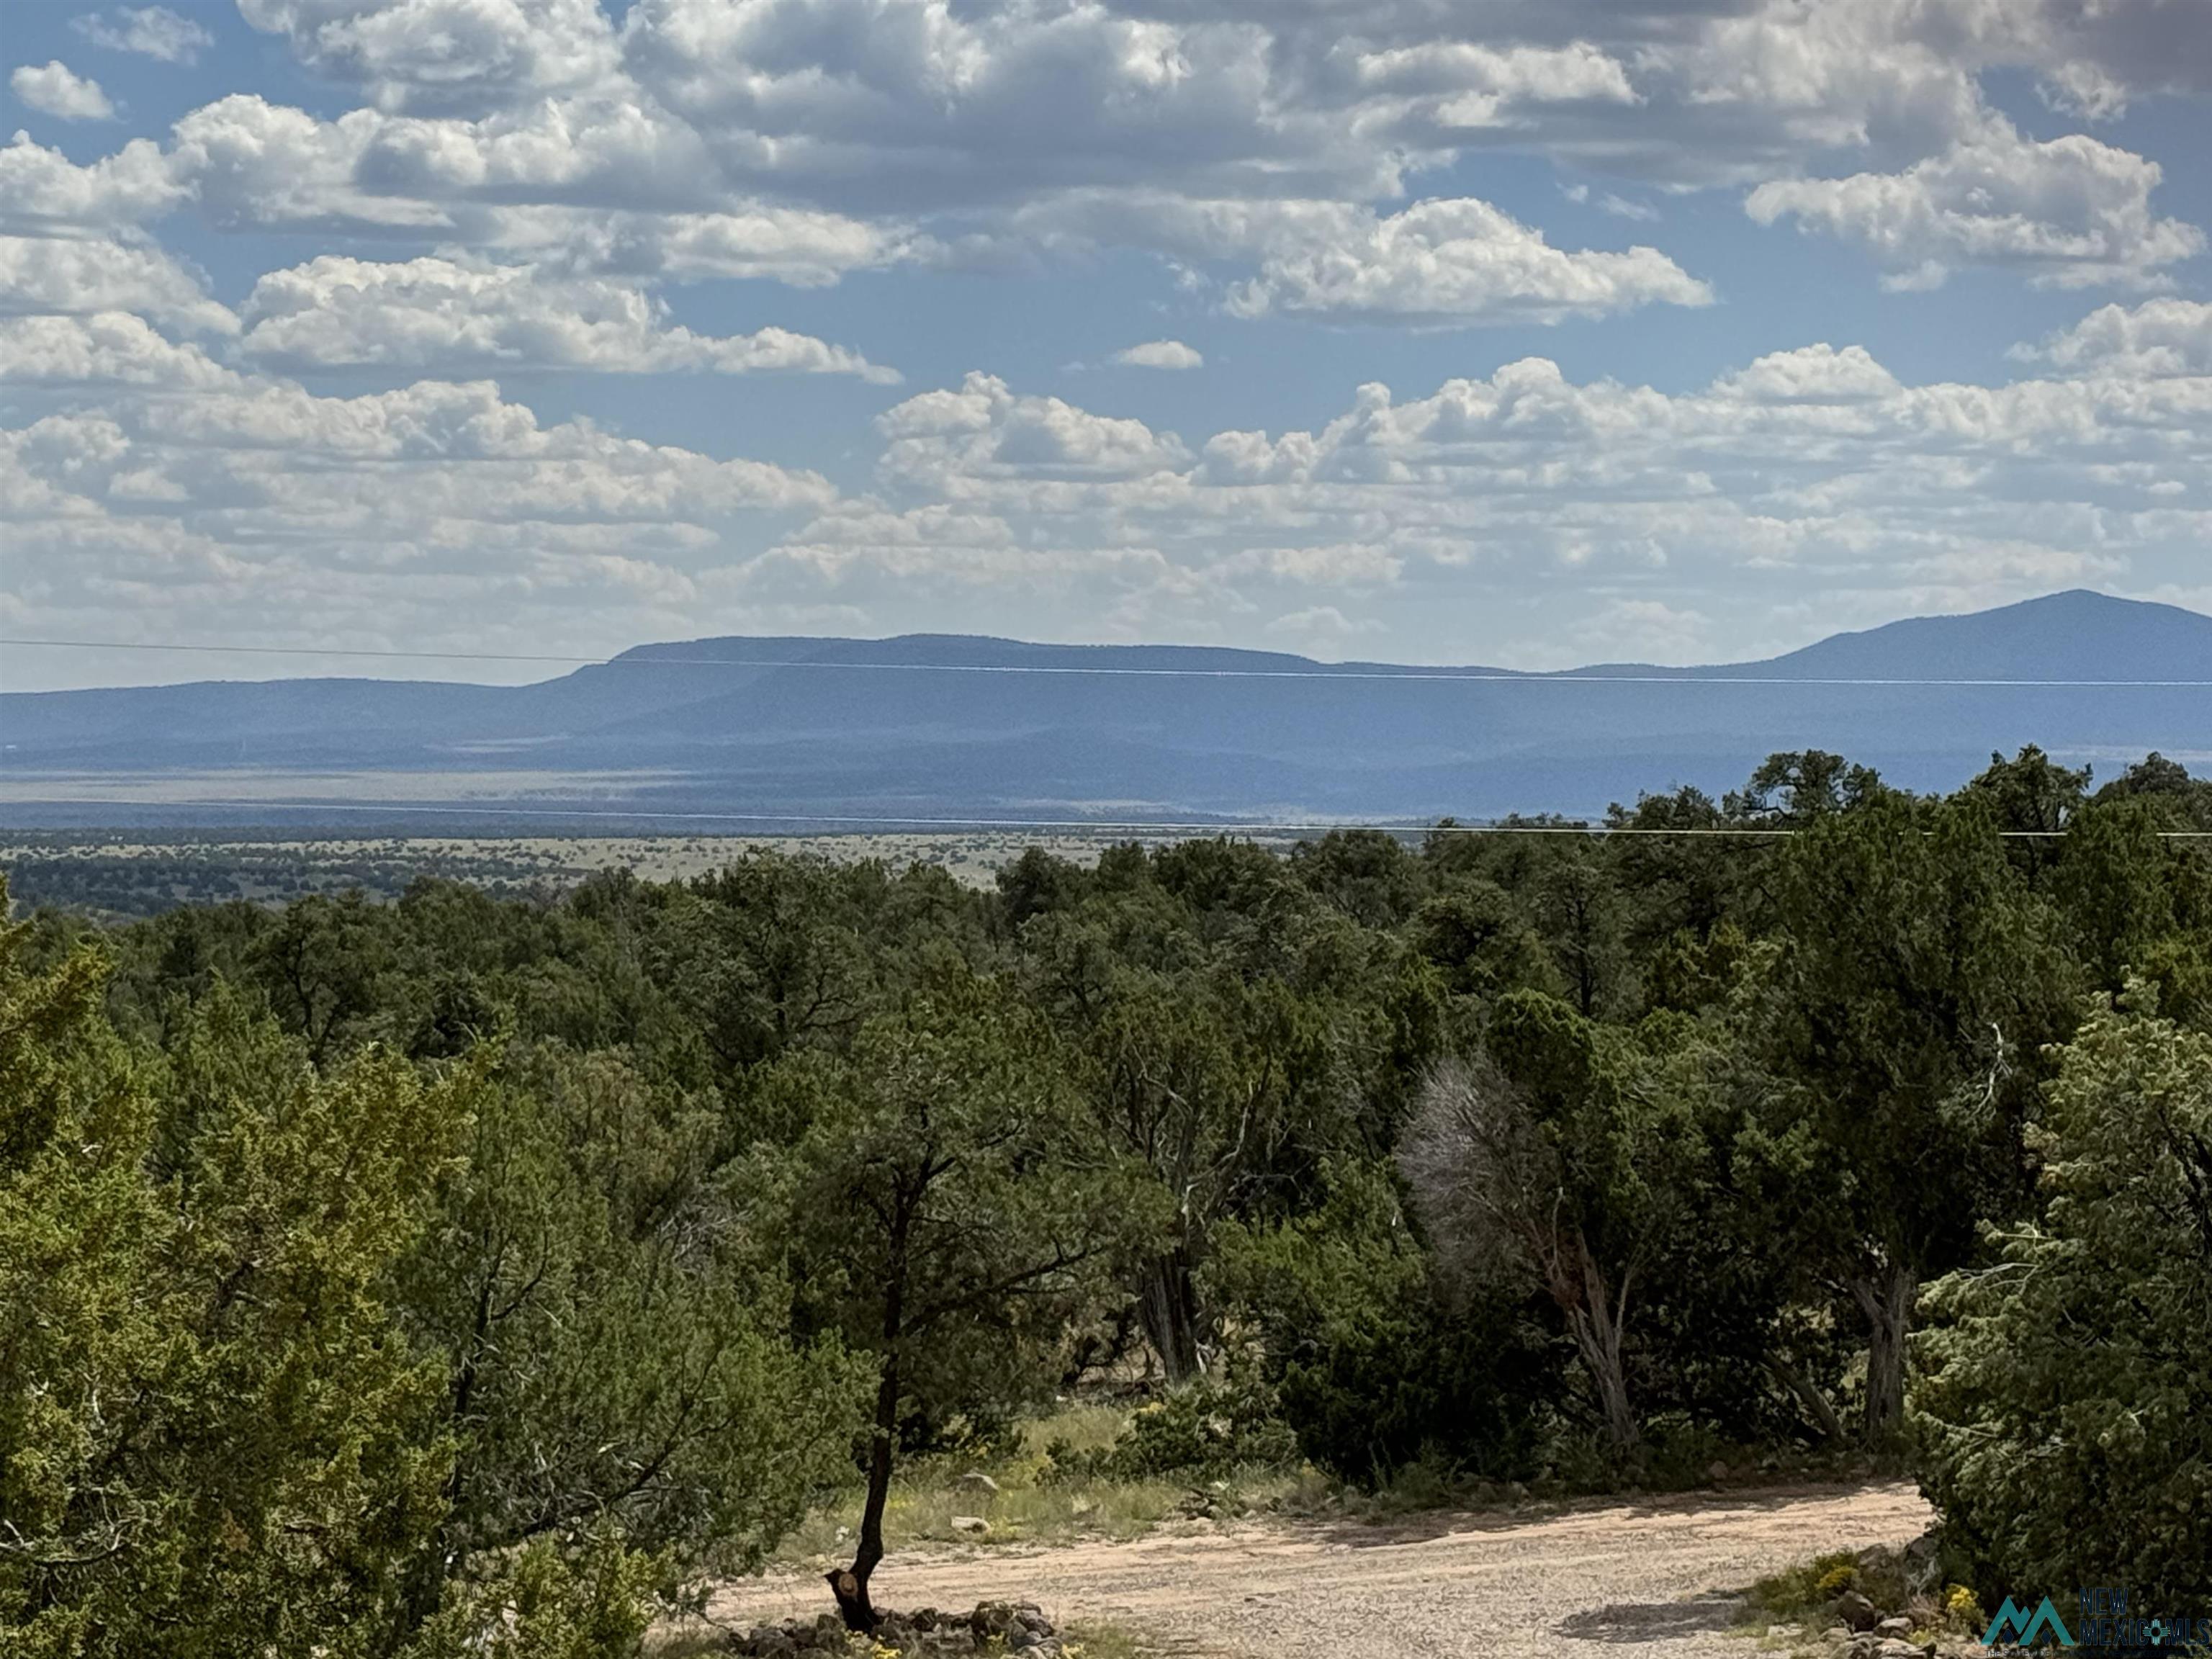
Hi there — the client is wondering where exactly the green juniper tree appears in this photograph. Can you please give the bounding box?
[391,1040,864,1638]
[1913,992,2212,1607]
[747,973,1163,1630]
[1750,793,2078,1439]
[0,910,462,1656]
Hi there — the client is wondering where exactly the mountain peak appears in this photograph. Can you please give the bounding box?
[1755,589,2211,682]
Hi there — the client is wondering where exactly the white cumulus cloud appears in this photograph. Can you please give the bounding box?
[0,133,189,231]
[11,63,118,122]
[775,309,2211,657]
[0,233,235,335]
[8,291,2209,668]
[1226,197,1713,324]
[2017,298,2212,379]
[1746,117,2204,290]
[1113,339,1203,370]
[17,0,2200,313]
[73,7,217,65]
[235,254,899,380]
[238,0,621,110]
[5,0,2212,668]
[878,372,1192,493]
[3,314,839,665]
[0,311,243,387]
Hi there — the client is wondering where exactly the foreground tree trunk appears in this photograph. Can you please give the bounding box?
[830,1353,899,1632]
[1138,1249,1203,1383]
[1849,1263,1918,1442]
[1564,1249,1640,1458]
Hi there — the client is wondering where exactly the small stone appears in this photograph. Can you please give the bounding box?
[1708,1460,1730,1483]
[950,1514,991,1537]
[1877,1617,1914,1637]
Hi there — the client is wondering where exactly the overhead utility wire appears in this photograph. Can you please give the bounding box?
[4,637,2207,689]
[9,799,2207,838]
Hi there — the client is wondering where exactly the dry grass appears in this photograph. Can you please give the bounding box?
[642,1627,730,1658]
[775,1403,1322,1565]
[1058,1623,1155,1659]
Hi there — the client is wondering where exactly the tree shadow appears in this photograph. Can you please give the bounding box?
[1555,1593,1743,1643]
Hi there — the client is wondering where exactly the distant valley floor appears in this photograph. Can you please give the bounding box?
[0,830,1300,920]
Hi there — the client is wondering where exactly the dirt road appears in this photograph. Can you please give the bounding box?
[711,1483,1930,1657]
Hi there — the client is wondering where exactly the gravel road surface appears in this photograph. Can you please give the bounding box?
[710,1482,1931,1657]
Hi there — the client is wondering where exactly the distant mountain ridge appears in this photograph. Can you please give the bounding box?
[1704,588,2212,683]
[4,590,2208,830]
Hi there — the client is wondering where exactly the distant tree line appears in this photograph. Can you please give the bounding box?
[4,747,2208,1653]
[0,841,573,922]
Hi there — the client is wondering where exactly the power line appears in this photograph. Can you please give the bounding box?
[4,637,2208,689]
[4,798,2206,837]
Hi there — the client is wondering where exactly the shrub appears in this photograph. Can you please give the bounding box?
[1048,1375,1298,1483]
[1943,1586,1984,1632]
[1211,1160,1557,1488]
[1744,1549,1915,1628]
[1816,1565,1858,1599]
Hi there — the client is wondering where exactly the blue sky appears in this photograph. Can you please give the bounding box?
[4,0,2210,689]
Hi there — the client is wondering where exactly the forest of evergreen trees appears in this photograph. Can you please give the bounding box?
[5,746,2208,1653]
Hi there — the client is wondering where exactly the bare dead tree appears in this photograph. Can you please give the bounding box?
[1400,1054,1641,1457]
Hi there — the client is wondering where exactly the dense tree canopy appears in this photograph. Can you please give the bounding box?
[4,744,2208,1647]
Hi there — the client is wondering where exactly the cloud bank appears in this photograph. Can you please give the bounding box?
[2,0,2208,680]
